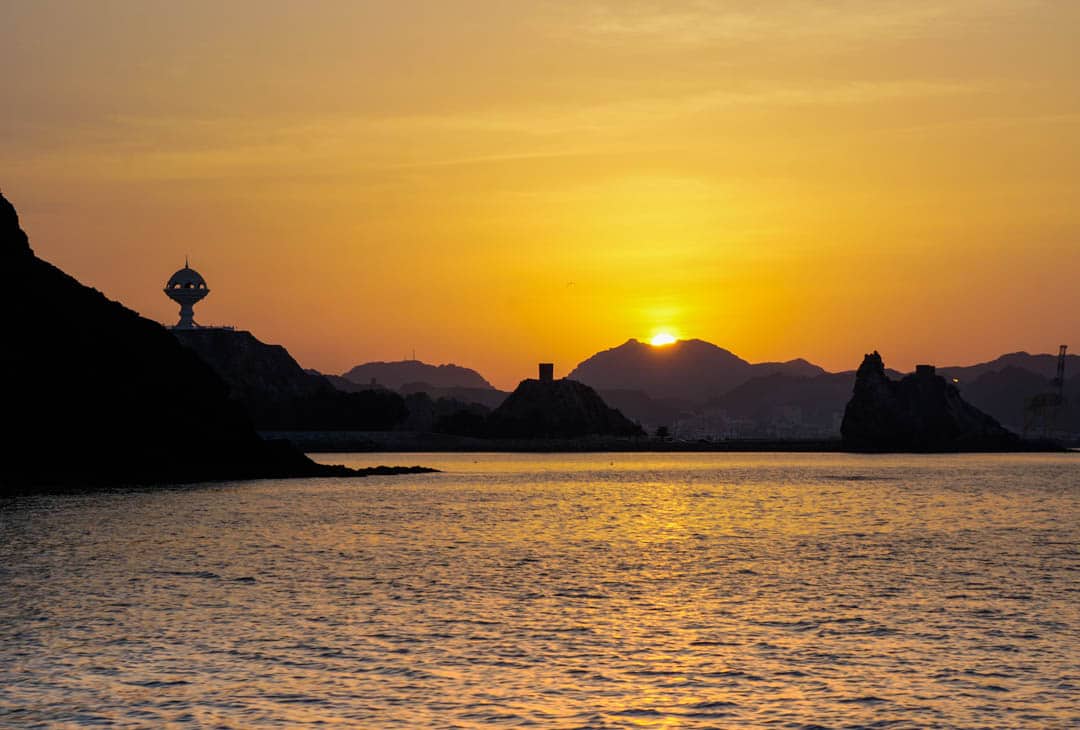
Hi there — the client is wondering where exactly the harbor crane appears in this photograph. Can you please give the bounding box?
[1023,345,1068,440]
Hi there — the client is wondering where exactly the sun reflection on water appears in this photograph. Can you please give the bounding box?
[0,453,1077,727]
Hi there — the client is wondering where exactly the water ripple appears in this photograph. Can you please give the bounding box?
[1,452,1078,728]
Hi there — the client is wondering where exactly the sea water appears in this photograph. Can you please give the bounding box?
[1,453,1078,728]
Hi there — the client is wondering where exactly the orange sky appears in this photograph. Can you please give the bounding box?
[3,1,1078,389]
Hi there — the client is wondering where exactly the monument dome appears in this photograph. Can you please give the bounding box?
[164,259,209,329]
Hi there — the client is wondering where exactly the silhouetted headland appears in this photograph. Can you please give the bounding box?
[841,352,1055,452]
[485,370,645,439]
[0,191,435,492]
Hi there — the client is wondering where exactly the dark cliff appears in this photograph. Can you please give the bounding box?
[173,329,406,430]
[841,352,1020,452]
[0,191,408,489]
[486,378,644,439]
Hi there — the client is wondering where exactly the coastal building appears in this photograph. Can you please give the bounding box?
[538,363,554,381]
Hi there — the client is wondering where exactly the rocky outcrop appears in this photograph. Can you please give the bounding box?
[841,352,1020,452]
[486,378,644,439]
[174,329,406,430]
[0,191,422,489]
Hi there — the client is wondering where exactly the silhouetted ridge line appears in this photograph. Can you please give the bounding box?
[568,338,826,402]
[0,190,432,489]
[342,360,495,391]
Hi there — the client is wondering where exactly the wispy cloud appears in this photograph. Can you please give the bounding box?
[574,0,1040,46]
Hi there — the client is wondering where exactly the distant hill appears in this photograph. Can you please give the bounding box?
[176,329,406,431]
[313,368,506,422]
[568,338,826,402]
[934,352,1077,434]
[342,360,494,391]
[940,351,1080,383]
[0,191,363,488]
[597,390,691,432]
[951,368,1079,434]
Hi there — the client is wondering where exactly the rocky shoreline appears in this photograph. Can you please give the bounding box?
[0,464,440,495]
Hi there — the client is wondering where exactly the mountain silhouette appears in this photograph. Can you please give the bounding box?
[597,389,689,432]
[0,191,422,489]
[939,351,1080,383]
[568,338,826,402]
[175,329,406,430]
[342,360,495,391]
[949,366,1078,434]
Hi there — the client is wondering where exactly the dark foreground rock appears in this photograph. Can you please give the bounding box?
[841,352,1022,452]
[486,378,645,438]
[0,191,429,490]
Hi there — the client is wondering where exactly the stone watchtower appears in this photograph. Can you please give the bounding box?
[164,259,209,329]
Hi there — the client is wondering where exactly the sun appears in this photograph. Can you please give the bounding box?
[650,332,677,346]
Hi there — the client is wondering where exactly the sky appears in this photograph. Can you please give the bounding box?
[2,0,1078,389]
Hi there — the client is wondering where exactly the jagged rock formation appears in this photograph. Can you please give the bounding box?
[841,352,1020,452]
[486,378,644,439]
[174,329,406,430]
[568,338,825,402]
[0,191,426,489]
[342,360,494,391]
